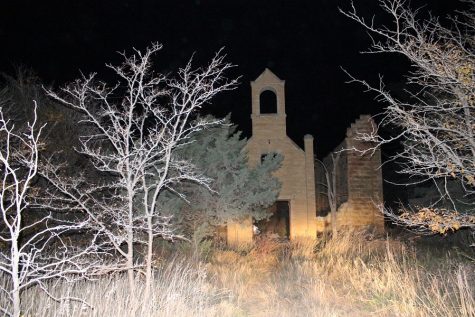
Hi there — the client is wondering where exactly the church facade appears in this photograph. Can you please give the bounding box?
[226,69,383,246]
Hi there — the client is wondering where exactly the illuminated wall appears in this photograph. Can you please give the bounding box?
[227,69,317,246]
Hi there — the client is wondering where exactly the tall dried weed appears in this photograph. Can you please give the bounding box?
[3,230,473,316]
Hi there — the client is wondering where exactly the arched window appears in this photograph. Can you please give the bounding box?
[260,90,277,114]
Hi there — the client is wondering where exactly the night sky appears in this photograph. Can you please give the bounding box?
[0,0,467,157]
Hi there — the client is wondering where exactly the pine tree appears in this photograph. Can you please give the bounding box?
[162,116,282,243]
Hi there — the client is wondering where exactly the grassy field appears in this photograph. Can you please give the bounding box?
[5,230,475,316]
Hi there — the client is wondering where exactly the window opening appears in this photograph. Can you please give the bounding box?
[260,90,277,114]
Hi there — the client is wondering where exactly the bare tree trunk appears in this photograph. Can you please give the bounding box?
[331,212,337,237]
[126,229,135,293]
[330,153,340,238]
[1,104,97,315]
[45,43,237,297]
[11,241,20,317]
[330,210,337,237]
[144,216,154,300]
[126,241,134,294]
[126,190,135,294]
[317,152,340,238]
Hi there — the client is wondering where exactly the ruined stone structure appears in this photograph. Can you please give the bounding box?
[226,70,384,245]
[315,115,384,232]
[227,69,317,245]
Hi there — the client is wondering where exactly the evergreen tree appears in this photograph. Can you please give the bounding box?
[162,116,282,242]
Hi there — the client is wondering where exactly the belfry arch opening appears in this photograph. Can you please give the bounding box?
[259,89,277,114]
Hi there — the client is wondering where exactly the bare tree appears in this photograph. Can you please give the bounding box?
[0,104,100,317]
[341,0,475,234]
[0,67,84,171]
[45,43,237,296]
[316,152,341,237]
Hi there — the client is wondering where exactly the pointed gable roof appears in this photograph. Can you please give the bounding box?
[252,68,285,84]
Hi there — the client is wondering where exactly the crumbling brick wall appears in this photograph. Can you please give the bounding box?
[316,115,384,231]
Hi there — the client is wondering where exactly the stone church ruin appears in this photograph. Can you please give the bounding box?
[227,69,383,245]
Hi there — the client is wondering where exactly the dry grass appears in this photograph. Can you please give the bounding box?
[5,258,237,317]
[3,230,474,316]
[208,231,475,317]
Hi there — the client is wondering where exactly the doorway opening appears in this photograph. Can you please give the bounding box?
[255,200,290,239]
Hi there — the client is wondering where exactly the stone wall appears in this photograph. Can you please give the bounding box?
[316,115,384,231]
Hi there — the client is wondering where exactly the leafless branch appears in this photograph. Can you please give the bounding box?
[45,43,237,297]
[342,0,475,234]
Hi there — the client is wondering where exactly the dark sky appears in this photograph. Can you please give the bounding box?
[0,0,467,157]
